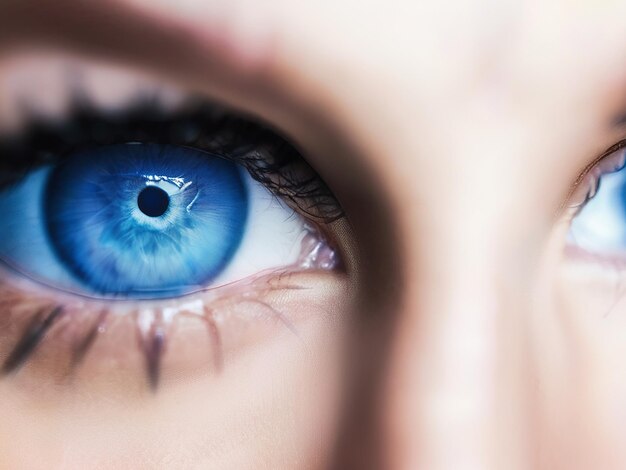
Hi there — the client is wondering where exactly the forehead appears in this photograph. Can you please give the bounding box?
[3,1,626,179]
[4,1,626,105]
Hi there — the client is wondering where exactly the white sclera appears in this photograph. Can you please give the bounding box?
[0,166,79,289]
[210,169,307,286]
[0,165,308,296]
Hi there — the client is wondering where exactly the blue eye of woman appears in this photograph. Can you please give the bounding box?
[568,147,626,254]
[46,143,247,296]
[0,142,310,299]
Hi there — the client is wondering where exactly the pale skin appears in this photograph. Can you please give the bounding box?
[0,0,626,469]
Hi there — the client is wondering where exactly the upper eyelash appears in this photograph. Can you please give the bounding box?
[0,96,344,223]
[561,139,626,217]
[576,140,626,189]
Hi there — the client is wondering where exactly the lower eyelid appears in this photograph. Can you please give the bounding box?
[564,243,626,270]
[0,267,347,398]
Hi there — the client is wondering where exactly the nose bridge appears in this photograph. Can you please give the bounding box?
[384,126,535,469]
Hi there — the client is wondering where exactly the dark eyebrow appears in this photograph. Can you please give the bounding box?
[0,0,276,100]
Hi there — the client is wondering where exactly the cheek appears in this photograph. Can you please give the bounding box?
[531,241,626,468]
[0,274,352,469]
[556,260,626,416]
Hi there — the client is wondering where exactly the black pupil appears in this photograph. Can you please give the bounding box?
[137,186,170,217]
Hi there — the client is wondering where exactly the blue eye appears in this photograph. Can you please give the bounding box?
[569,149,626,253]
[0,142,308,298]
[46,143,247,296]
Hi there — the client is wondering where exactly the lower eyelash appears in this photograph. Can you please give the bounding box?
[2,305,65,375]
[70,309,108,371]
[0,272,307,390]
[0,228,338,390]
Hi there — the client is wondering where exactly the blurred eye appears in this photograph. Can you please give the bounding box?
[0,142,306,298]
[568,145,626,256]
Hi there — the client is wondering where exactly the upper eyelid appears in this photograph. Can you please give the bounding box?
[0,2,358,224]
[0,2,352,207]
[571,140,626,190]
[0,96,344,223]
[562,140,626,215]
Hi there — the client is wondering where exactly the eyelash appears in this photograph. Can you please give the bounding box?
[0,96,344,389]
[565,139,626,215]
[0,268,316,390]
[561,139,626,270]
[0,96,344,223]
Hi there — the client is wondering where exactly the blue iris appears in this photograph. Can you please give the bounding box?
[43,143,248,297]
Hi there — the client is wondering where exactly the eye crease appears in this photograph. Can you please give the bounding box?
[0,94,345,389]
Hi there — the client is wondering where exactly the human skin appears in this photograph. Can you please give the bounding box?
[1,0,626,469]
